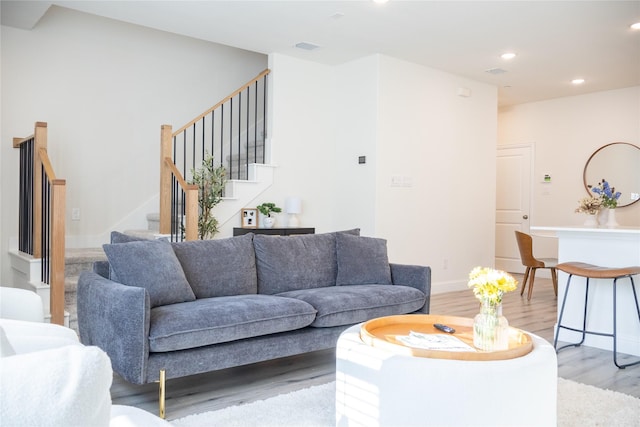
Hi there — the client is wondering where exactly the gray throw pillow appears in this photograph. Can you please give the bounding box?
[335,233,392,285]
[253,233,338,294]
[171,234,257,298]
[110,231,147,244]
[103,239,195,307]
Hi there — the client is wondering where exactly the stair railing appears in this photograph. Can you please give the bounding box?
[160,69,270,241]
[13,122,66,325]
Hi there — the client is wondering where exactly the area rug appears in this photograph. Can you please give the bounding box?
[173,378,639,427]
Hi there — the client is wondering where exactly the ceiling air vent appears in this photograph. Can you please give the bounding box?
[485,68,507,75]
[295,42,320,51]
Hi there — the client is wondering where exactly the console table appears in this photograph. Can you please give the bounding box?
[233,227,315,236]
[531,226,640,357]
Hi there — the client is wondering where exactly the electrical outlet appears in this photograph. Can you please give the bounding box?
[443,258,448,270]
[71,208,80,221]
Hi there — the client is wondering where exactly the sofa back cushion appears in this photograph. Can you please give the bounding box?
[335,233,392,285]
[172,234,257,298]
[254,233,338,294]
[103,239,195,307]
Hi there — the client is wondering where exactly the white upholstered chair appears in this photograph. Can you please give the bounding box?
[0,286,45,322]
[0,287,171,426]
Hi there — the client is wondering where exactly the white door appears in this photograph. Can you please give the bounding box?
[495,145,532,273]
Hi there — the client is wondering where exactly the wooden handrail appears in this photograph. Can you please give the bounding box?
[163,157,199,241]
[39,148,57,180]
[172,69,270,136]
[163,157,197,190]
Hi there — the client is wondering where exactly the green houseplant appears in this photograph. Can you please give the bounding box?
[189,153,227,239]
[256,202,281,228]
[256,202,282,217]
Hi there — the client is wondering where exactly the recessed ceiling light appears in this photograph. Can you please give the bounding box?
[373,0,389,3]
[631,22,640,30]
[501,52,517,60]
[572,78,585,85]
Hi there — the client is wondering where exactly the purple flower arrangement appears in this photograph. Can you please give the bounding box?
[589,179,621,208]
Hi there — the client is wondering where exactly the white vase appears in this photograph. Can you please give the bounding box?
[262,216,275,228]
[583,214,598,227]
[605,208,618,227]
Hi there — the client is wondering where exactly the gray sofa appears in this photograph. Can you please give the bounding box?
[77,230,431,387]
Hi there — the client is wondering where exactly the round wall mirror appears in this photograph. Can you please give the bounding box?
[583,142,640,208]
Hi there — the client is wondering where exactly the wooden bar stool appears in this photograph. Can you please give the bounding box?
[554,262,640,369]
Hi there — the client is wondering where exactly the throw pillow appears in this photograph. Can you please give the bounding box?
[108,231,149,282]
[253,233,338,294]
[103,239,195,307]
[172,233,258,298]
[335,233,392,286]
[110,231,148,244]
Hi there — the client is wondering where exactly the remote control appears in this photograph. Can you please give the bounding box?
[433,323,455,334]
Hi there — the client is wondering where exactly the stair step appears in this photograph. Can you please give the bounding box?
[64,247,107,333]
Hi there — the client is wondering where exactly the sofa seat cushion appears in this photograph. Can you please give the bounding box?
[171,234,257,298]
[148,295,317,352]
[277,285,426,328]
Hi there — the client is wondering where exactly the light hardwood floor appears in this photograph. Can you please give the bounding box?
[111,274,640,421]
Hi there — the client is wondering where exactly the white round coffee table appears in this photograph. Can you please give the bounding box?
[336,315,557,427]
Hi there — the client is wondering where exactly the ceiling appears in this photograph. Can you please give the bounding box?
[3,1,639,107]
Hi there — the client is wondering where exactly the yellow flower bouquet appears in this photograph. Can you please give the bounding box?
[468,267,518,351]
[468,267,518,306]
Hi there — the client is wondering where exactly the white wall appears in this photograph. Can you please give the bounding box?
[375,56,498,292]
[1,6,266,283]
[498,86,640,255]
[263,53,498,293]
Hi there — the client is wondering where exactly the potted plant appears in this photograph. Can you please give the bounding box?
[189,152,227,239]
[256,202,282,228]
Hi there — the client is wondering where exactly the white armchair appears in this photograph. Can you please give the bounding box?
[0,287,171,427]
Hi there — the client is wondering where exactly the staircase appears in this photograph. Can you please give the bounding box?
[64,248,106,332]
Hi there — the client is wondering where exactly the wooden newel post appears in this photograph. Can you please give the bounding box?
[50,180,66,325]
[160,125,173,235]
[185,185,199,241]
[33,122,48,259]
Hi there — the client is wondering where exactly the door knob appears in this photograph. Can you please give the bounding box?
[523,215,529,220]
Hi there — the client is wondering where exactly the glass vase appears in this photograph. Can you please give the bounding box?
[473,301,509,351]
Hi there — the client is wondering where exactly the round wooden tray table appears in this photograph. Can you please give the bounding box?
[360,314,533,361]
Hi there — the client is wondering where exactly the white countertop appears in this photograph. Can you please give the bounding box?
[531,225,640,235]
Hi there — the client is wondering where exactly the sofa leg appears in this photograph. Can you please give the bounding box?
[159,369,166,419]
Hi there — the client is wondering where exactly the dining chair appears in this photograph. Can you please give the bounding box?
[514,231,558,300]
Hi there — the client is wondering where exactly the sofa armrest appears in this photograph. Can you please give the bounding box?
[77,271,150,384]
[93,260,111,279]
[390,263,431,313]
